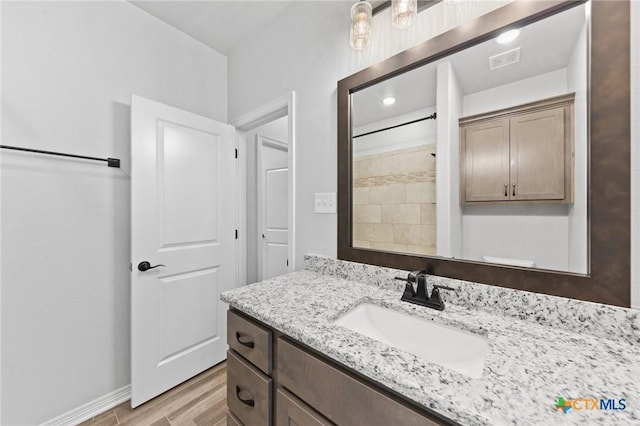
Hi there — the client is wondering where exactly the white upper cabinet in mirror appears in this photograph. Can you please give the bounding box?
[350,3,588,274]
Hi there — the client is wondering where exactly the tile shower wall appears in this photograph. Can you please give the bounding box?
[353,144,436,255]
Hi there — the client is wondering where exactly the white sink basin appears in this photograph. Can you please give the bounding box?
[333,303,489,378]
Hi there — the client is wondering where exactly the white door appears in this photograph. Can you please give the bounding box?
[257,135,288,280]
[130,95,236,407]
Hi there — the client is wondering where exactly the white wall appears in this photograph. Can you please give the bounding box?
[459,69,585,271]
[0,2,227,424]
[566,23,588,274]
[246,117,288,284]
[463,205,570,270]
[228,0,509,268]
[462,68,568,116]
[229,0,634,286]
[436,62,463,258]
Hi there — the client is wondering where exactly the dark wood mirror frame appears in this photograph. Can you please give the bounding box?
[338,0,630,307]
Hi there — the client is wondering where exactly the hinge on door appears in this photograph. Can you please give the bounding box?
[287,259,289,267]
[235,229,238,239]
[235,148,238,159]
[129,262,132,272]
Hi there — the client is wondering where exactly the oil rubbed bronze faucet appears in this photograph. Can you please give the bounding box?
[395,270,455,311]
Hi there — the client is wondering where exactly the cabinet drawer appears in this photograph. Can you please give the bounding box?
[227,410,243,426]
[227,350,272,426]
[276,388,333,426]
[278,338,444,426]
[228,310,272,374]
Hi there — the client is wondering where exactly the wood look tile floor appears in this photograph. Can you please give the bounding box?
[80,361,227,426]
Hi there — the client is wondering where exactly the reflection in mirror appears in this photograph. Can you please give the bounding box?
[351,3,588,274]
[352,64,439,257]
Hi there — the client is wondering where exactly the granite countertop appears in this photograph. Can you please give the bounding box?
[221,267,640,425]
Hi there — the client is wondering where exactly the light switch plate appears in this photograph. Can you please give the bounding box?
[314,192,336,214]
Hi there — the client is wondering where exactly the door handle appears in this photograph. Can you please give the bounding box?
[504,184,507,197]
[138,261,165,272]
[512,183,516,197]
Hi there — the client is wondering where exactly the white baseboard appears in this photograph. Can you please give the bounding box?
[40,385,130,426]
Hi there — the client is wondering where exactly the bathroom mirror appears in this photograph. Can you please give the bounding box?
[351,4,588,274]
[338,0,631,307]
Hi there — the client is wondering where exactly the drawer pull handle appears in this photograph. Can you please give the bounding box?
[236,386,255,407]
[236,332,255,348]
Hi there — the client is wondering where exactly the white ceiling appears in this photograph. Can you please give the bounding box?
[352,62,438,129]
[352,3,586,127]
[129,1,294,54]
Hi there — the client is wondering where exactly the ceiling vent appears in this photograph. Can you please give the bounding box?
[489,47,521,71]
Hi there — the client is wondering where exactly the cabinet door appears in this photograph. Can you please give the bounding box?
[276,388,333,426]
[278,338,445,426]
[461,118,510,202]
[509,107,566,200]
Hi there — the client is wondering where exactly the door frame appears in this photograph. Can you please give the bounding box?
[256,134,289,281]
[232,91,296,287]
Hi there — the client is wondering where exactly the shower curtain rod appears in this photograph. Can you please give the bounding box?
[0,145,120,168]
[352,112,437,139]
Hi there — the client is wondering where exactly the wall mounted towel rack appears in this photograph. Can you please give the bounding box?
[0,145,120,168]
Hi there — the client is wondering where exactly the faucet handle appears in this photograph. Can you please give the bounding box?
[395,270,426,283]
[429,284,456,303]
[394,277,416,298]
[394,276,411,282]
[432,284,456,292]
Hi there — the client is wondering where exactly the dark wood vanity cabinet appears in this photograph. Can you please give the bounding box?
[226,309,453,426]
[228,309,272,375]
[227,310,273,425]
[276,388,332,426]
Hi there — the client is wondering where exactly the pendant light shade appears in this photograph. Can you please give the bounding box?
[350,1,372,51]
[391,0,417,30]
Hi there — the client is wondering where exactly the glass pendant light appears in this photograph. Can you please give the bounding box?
[391,0,417,30]
[350,1,372,51]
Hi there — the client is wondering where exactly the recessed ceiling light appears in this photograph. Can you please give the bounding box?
[496,29,520,44]
[382,97,396,106]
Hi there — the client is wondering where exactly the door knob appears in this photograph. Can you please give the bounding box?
[138,261,165,272]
